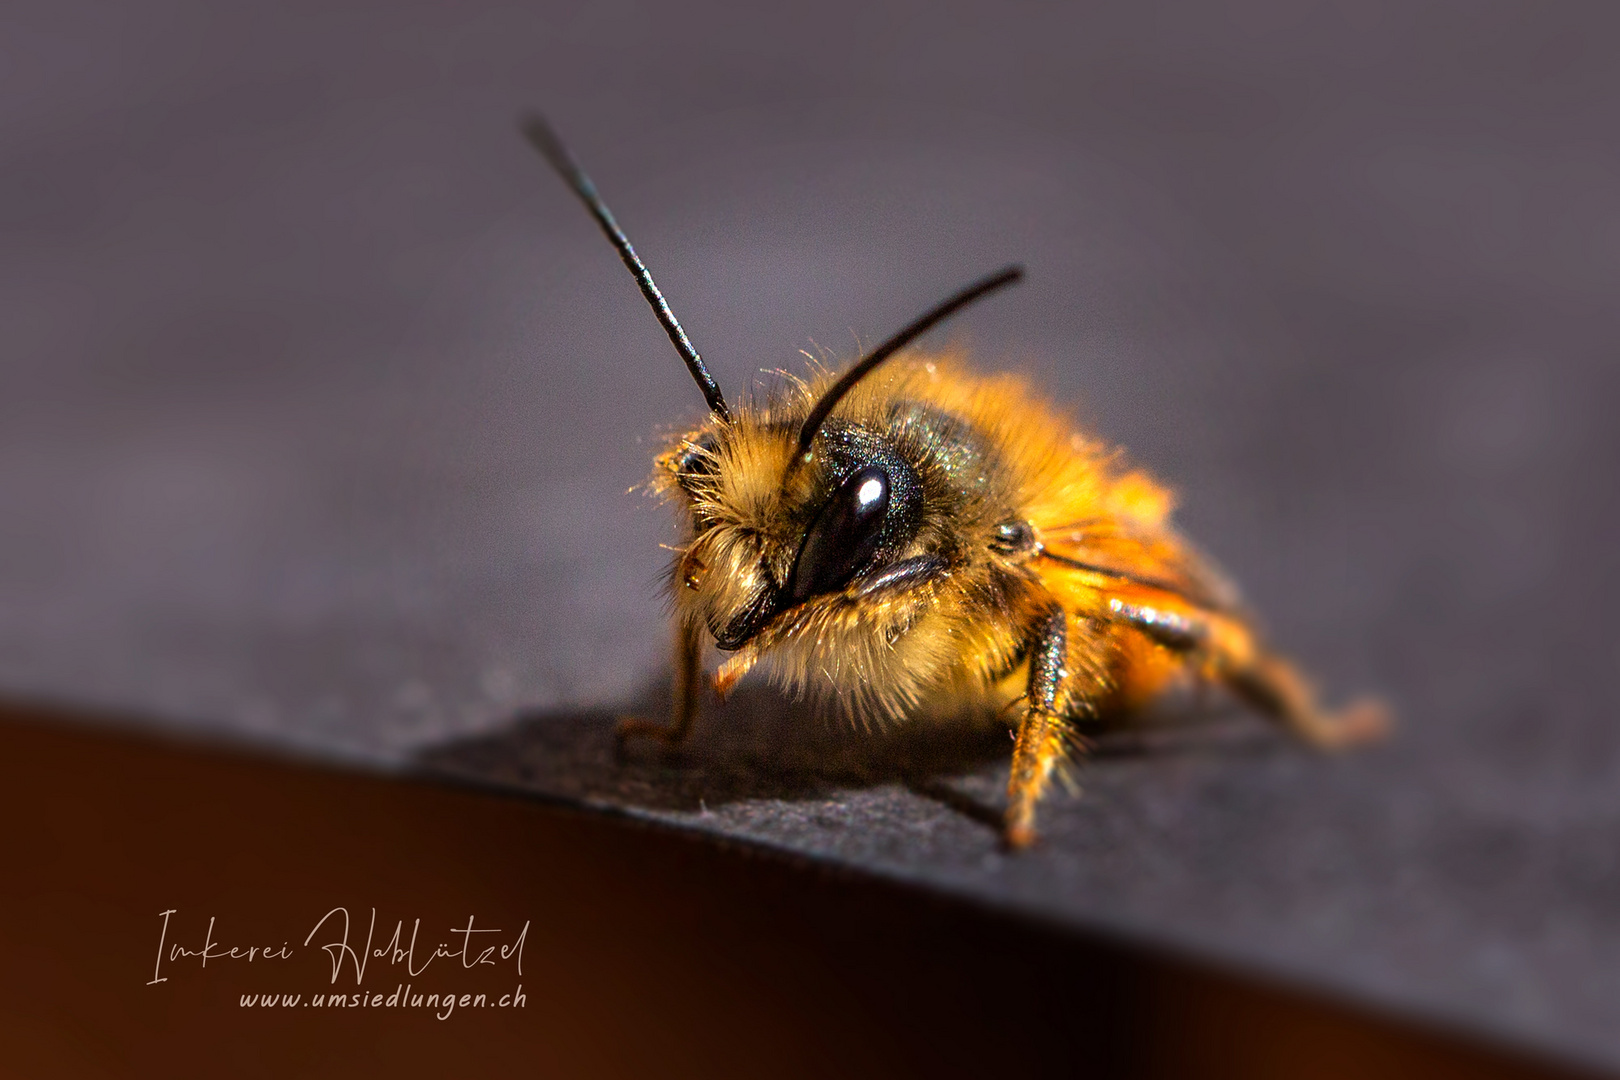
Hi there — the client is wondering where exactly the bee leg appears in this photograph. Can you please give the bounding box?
[1005,606,1072,850]
[1105,592,1389,749]
[616,619,702,751]
[1220,646,1390,750]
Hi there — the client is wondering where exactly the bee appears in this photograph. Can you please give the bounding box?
[524,116,1389,848]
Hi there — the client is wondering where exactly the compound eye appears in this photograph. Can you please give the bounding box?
[789,466,890,601]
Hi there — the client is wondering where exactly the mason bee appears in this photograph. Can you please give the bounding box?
[525,116,1388,848]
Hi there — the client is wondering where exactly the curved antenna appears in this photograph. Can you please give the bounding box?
[795,265,1023,458]
[523,113,731,424]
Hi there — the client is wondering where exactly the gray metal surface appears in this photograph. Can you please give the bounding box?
[2,0,1617,1070]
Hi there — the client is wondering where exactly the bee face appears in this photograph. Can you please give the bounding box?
[661,414,931,653]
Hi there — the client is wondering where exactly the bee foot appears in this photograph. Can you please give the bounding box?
[1320,697,1393,749]
[1003,821,1038,851]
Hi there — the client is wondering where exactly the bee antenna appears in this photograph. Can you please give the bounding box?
[523,113,732,424]
[795,265,1023,459]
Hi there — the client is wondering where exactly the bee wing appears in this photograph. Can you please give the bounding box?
[1036,521,1245,614]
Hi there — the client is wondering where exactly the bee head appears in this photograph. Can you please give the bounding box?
[659,415,927,651]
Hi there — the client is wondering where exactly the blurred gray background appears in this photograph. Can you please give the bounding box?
[3,0,1618,1069]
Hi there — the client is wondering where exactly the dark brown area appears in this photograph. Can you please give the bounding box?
[0,704,1589,1079]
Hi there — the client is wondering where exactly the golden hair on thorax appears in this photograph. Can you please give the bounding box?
[525,114,1388,849]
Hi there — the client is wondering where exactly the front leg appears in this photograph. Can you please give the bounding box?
[1006,605,1074,849]
[617,617,703,749]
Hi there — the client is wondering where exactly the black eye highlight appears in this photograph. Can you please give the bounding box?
[789,466,891,601]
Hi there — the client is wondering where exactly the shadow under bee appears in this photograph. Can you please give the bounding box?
[412,677,1282,828]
